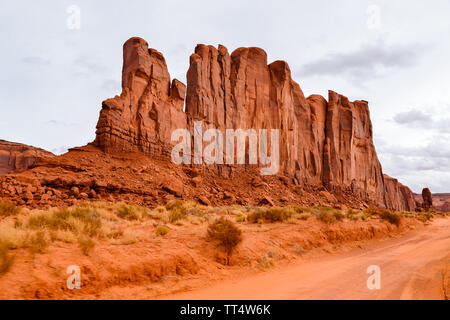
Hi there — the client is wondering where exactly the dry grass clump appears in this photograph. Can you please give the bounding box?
[28,206,102,237]
[0,202,21,217]
[379,210,402,226]
[312,207,344,224]
[165,200,198,223]
[0,202,154,255]
[363,208,402,226]
[207,218,242,264]
[116,203,148,221]
[247,207,295,223]
[78,235,96,255]
[0,242,14,275]
[156,225,170,236]
[28,231,49,254]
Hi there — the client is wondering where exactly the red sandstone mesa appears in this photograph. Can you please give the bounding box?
[0,37,418,211]
[94,37,416,211]
[0,140,54,174]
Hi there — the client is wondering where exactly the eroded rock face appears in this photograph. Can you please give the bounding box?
[323,91,385,205]
[95,37,187,158]
[422,188,433,210]
[383,175,416,211]
[185,44,326,184]
[0,140,54,174]
[93,37,416,211]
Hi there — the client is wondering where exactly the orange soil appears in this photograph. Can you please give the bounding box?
[1,214,448,300]
[0,145,380,210]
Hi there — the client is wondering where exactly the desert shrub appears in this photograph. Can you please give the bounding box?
[418,211,434,222]
[315,211,336,224]
[165,201,198,223]
[116,204,146,221]
[78,235,96,255]
[347,208,362,221]
[169,210,185,223]
[361,212,371,221]
[297,213,311,220]
[312,207,345,224]
[379,210,401,226]
[156,225,170,236]
[235,215,245,223]
[207,218,242,263]
[257,255,274,270]
[247,207,294,223]
[0,242,14,275]
[0,202,21,217]
[333,211,345,222]
[106,229,124,240]
[28,231,49,254]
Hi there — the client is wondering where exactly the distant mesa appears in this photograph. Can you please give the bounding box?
[0,140,54,174]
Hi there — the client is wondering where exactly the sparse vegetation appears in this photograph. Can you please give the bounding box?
[207,218,242,264]
[164,200,199,223]
[0,242,14,275]
[247,207,294,223]
[0,202,21,217]
[156,225,170,236]
[28,207,102,237]
[78,235,96,255]
[28,231,49,254]
[312,207,345,224]
[117,203,147,221]
[379,210,402,226]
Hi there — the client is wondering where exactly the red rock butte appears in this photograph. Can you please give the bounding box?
[95,37,415,211]
[0,37,417,211]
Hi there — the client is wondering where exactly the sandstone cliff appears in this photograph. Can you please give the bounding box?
[93,37,416,211]
[0,140,54,174]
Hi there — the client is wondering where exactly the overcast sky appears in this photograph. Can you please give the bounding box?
[1,0,449,193]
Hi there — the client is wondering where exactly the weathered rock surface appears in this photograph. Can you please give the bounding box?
[383,175,416,211]
[91,37,416,211]
[95,37,187,158]
[422,188,433,210]
[323,91,385,205]
[0,140,54,174]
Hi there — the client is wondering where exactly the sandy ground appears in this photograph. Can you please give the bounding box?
[163,218,450,300]
[0,215,448,300]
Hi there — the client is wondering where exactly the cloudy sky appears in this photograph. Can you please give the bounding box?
[0,0,449,193]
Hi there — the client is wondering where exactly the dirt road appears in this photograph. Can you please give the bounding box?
[163,218,450,300]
